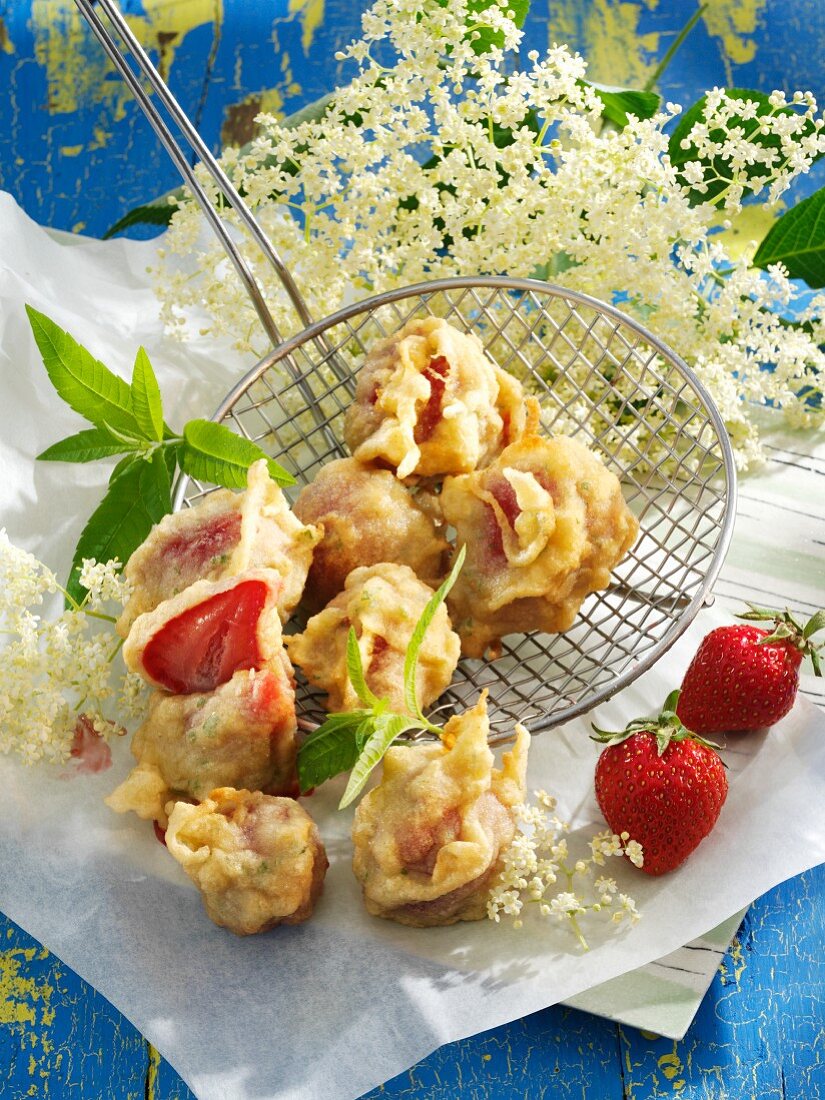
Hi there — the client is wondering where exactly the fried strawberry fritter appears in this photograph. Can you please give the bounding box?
[286,563,459,715]
[105,660,298,825]
[166,788,327,934]
[293,457,448,610]
[440,433,639,658]
[351,695,528,926]
[344,317,527,479]
[117,459,320,634]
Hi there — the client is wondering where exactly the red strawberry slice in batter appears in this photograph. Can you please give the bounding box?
[161,511,241,574]
[483,473,522,563]
[142,578,269,694]
[414,356,450,443]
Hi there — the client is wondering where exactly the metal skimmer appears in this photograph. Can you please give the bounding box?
[77,0,737,739]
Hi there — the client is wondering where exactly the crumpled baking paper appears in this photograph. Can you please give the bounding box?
[1,191,824,1100]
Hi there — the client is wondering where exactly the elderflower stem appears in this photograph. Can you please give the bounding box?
[567,914,589,952]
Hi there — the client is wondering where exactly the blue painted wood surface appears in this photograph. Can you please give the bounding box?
[1,865,823,1097]
[1,1,824,1097]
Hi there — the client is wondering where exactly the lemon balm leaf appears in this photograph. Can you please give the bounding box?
[346,627,380,708]
[26,305,142,438]
[403,545,465,721]
[65,452,172,607]
[181,419,294,489]
[131,347,165,442]
[297,553,466,800]
[339,714,420,809]
[37,427,141,463]
[297,712,369,792]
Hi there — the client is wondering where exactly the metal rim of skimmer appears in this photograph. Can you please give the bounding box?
[77,1,738,740]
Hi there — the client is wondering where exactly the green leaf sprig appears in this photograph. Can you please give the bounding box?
[27,306,293,605]
[297,545,466,809]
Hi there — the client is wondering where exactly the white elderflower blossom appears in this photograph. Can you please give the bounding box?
[0,534,147,766]
[488,790,643,949]
[153,0,825,469]
[78,558,133,609]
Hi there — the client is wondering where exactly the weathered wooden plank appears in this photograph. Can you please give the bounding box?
[2,0,825,238]
[2,867,823,1098]
[0,917,147,1098]
[361,1007,625,1100]
[618,864,825,1100]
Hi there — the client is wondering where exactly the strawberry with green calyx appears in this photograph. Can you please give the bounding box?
[676,606,825,736]
[591,691,728,876]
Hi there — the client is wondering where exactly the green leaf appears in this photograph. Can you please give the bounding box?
[281,90,337,130]
[66,450,172,606]
[404,545,466,721]
[439,0,529,56]
[103,197,179,240]
[37,427,141,463]
[339,714,419,809]
[180,419,294,489]
[752,186,825,288]
[582,81,661,128]
[297,712,367,793]
[26,306,142,437]
[346,627,380,709]
[661,688,681,715]
[668,89,823,207]
[130,347,165,442]
[109,453,142,486]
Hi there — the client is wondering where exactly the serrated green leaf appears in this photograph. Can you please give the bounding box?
[66,451,172,607]
[752,186,825,288]
[582,80,661,128]
[404,545,466,720]
[26,305,141,437]
[103,197,179,240]
[131,347,165,442]
[297,712,366,792]
[144,447,173,517]
[109,453,142,486]
[668,89,823,207]
[346,627,379,709]
[37,427,140,464]
[180,419,294,489]
[339,714,419,809]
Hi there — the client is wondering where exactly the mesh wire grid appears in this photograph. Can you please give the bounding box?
[176,276,736,742]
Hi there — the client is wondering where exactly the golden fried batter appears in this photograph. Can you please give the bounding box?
[165,788,327,935]
[293,458,448,610]
[104,660,298,826]
[351,695,528,926]
[440,433,639,657]
[118,459,321,634]
[344,317,527,479]
[286,563,460,714]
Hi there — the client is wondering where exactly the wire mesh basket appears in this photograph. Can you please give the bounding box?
[78,0,737,740]
[178,277,736,737]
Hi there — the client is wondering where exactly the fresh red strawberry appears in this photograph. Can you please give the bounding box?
[676,607,825,735]
[592,694,728,876]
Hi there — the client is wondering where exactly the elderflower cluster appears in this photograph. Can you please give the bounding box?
[488,790,641,949]
[0,532,147,766]
[153,0,825,470]
[676,88,824,211]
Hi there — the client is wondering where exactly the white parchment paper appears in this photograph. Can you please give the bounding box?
[1,191,824,1100]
